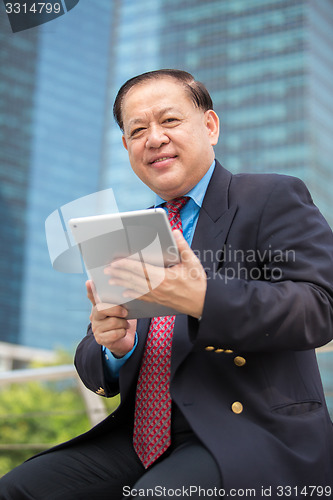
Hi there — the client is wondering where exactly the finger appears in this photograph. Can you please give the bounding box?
[106,257,146,277]
[108,267,151,295]
[122,289,154,302]
[95,303,129,318]
[109,256,168,293]
[86,280,96,306]
[141,261,165,290]
[91,304,127,323]
[173,229,198,264]
[108,278,150,297]
[94,327,128,346]
[92,314,130,338]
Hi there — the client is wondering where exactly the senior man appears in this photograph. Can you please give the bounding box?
[1,69,333,499]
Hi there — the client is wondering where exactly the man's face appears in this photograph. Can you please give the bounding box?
[121,77,219,200]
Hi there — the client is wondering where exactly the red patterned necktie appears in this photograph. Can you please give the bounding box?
[133,196,189,469]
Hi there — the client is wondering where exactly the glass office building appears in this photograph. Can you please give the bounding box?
[0,11,39,344]
[0,1,113,348]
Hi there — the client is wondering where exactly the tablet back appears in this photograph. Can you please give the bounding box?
[69,209,180,318]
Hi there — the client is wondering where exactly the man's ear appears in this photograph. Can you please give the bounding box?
[122,135,128,150]
[205,110,219,146]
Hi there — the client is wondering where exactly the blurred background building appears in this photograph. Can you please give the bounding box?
[0,0,332,411]
[0,0,113,348]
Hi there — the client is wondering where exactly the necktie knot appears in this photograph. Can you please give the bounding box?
[165,196,189,215]
[165,196,189,232]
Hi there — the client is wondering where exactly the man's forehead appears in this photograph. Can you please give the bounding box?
[123,77,192,105]
[122,78,195,123]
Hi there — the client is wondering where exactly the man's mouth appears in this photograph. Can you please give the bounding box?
[150,155,177,165]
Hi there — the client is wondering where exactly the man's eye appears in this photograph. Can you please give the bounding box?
[164,118,177,123]
[131,127,145,137]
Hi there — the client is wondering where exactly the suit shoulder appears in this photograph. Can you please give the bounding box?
[230,171,311,202]
[232,171,306,187]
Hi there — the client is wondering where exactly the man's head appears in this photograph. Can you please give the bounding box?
[114,69,219,200]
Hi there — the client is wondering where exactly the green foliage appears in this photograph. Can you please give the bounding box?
[0,380,119,478]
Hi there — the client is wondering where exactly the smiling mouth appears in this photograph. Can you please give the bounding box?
[150,156,177,165]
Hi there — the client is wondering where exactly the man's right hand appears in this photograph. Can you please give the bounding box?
[86,280,137,358]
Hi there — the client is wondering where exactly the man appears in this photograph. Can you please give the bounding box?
[1,69,333,499]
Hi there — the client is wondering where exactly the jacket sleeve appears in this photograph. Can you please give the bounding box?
[74,324,120,397]
[191,175,333,352]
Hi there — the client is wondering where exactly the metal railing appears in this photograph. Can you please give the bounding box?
[0,340,332,446]
[0,342,107,427]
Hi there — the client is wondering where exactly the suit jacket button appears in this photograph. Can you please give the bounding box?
[214,348,224,353]
[234,356,246,367]
[231,401,243,414]
[205,346,215,351]
[224,349,233,353]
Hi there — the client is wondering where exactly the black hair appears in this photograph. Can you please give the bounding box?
[113,69,213,131]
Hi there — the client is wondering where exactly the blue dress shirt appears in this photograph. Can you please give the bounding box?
[102,160,216,379]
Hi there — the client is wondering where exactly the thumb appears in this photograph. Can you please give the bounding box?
[86,280,96,307]
[173,229,196,264]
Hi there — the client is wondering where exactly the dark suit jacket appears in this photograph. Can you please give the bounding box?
[74,161,333,490]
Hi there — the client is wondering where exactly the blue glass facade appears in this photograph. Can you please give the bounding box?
[307,0,333,219]
[0,1,113,349]
[0,5,39,344]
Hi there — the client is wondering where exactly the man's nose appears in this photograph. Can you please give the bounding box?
[146,125,169,148]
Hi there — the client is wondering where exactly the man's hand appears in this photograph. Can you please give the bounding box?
[86,280,137,357]
[105,230,207,319]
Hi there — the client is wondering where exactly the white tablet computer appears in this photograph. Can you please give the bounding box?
[68,208,180,319]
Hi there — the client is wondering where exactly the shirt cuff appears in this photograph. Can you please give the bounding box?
[102,332,138,379]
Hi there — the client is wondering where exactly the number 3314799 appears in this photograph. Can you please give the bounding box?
[5,3,61,14]
[277,485,331,496]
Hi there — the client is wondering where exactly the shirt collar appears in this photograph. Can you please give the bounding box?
[154,159,216,208]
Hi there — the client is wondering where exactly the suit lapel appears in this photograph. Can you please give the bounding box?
[191,160,238,274]
[171,161,238,377]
